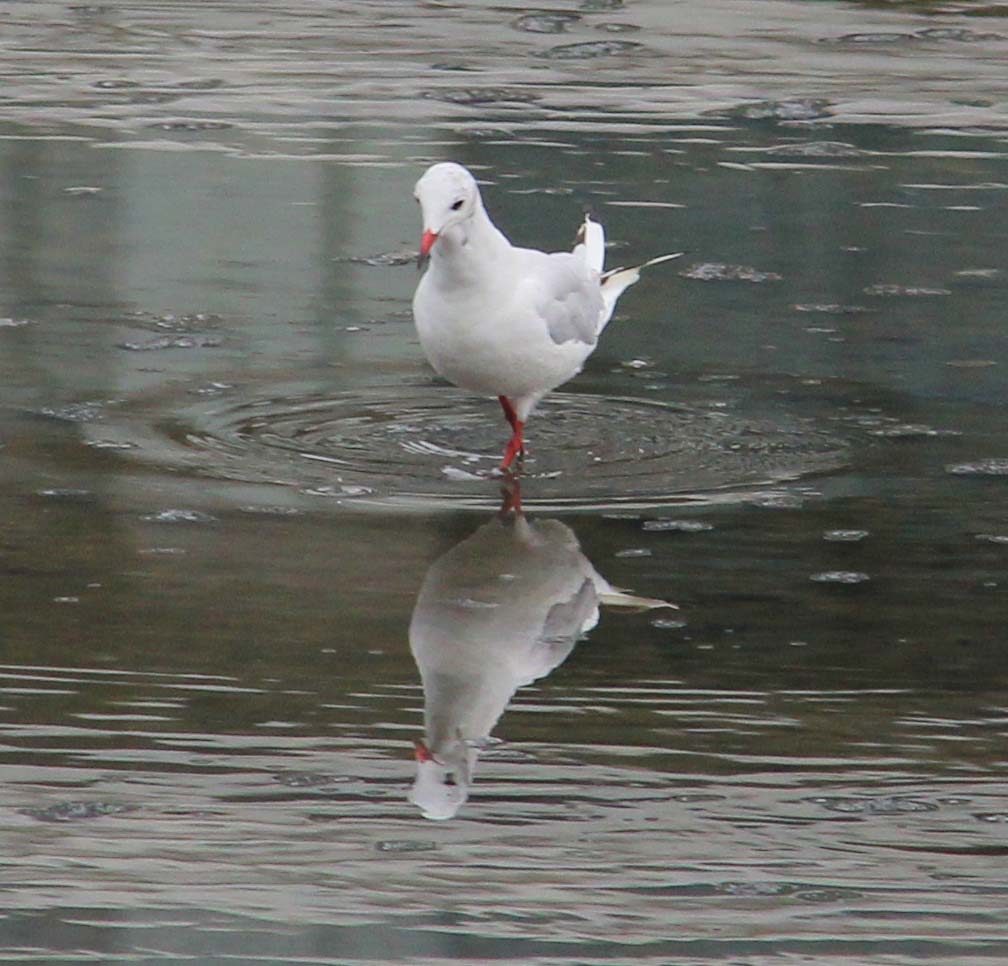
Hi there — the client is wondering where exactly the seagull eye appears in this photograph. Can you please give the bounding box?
[450,199,464,211]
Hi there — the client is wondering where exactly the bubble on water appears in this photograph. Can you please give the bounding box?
[870,423,956,439]
[141,509,217,524]
[537,40,643,59]
[272,771,344,788]
[682,262,783,283]
[238,504,304,516]
[642,519,714,532]
[595,22,641,33]
[421,87,540,105]
[724,98,832,121]
[375,840,438,853]
[810,571,870,584]
[615,548,652,558]
[863,284,952,297]
[824,32,920,45]
[809,796,938,815]
[767,141,864,158]
[975,812,1008,823]
[333,250,417,267]
[796,887,861,902]
[119,335,223,351]
[39,402,106,422]
[916,27,1004,43]
[0,317,33,327]
[53,596,80,604]
[512,13,582,33]
[976,533,1008,545]
[651,617,688,630]
[302,484,374,497]
[721,881,793,897]
[793,303,869,314]
[947,459,1008,476]
[823,529,869,542]
[63,185,102,196]
[149,120,233,131]
[750,492,804,509]
[21,801,137,822]
[94,79,142,89]
[150,312,222,332]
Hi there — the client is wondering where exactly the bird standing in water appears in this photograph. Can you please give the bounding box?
[411,162,681,470]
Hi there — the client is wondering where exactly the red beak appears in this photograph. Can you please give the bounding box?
[414,739,440,764]
[419,230,439,258]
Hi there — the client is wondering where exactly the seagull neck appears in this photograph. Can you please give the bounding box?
[432,202,511,284]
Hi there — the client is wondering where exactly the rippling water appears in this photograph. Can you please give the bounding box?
[2,1,1008,963]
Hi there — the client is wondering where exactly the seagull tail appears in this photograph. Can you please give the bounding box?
[598,589,678,611]
[598,251,685,329]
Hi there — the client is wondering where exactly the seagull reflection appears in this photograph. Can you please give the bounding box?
[408,479,674,820]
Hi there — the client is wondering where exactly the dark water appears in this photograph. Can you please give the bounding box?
[2,1,1008,963]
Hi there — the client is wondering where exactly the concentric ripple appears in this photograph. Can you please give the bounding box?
[89,383,848,511]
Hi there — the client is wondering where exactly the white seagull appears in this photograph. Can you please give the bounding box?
[408,507,674,820]
[411,162,682,470]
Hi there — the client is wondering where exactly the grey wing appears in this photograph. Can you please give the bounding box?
[530,253,604,346]
[520,578,597,684]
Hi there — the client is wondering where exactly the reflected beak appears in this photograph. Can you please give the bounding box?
[414,739,441,764]
[417,229,438,270]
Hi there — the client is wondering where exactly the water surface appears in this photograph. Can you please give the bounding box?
[2,1,1007,963]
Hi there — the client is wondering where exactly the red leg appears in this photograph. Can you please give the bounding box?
[497,396,525,470]
[499,475,522,516]
[500,418,525,470]
[498,395,518,432]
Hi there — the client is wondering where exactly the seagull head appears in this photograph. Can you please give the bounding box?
[408,737,472,820]
[413,162,480,262]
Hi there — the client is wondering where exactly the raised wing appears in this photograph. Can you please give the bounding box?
[518,250,604,346]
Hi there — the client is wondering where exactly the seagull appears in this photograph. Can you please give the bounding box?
[411,162,682,470]
[408,484,675,820]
